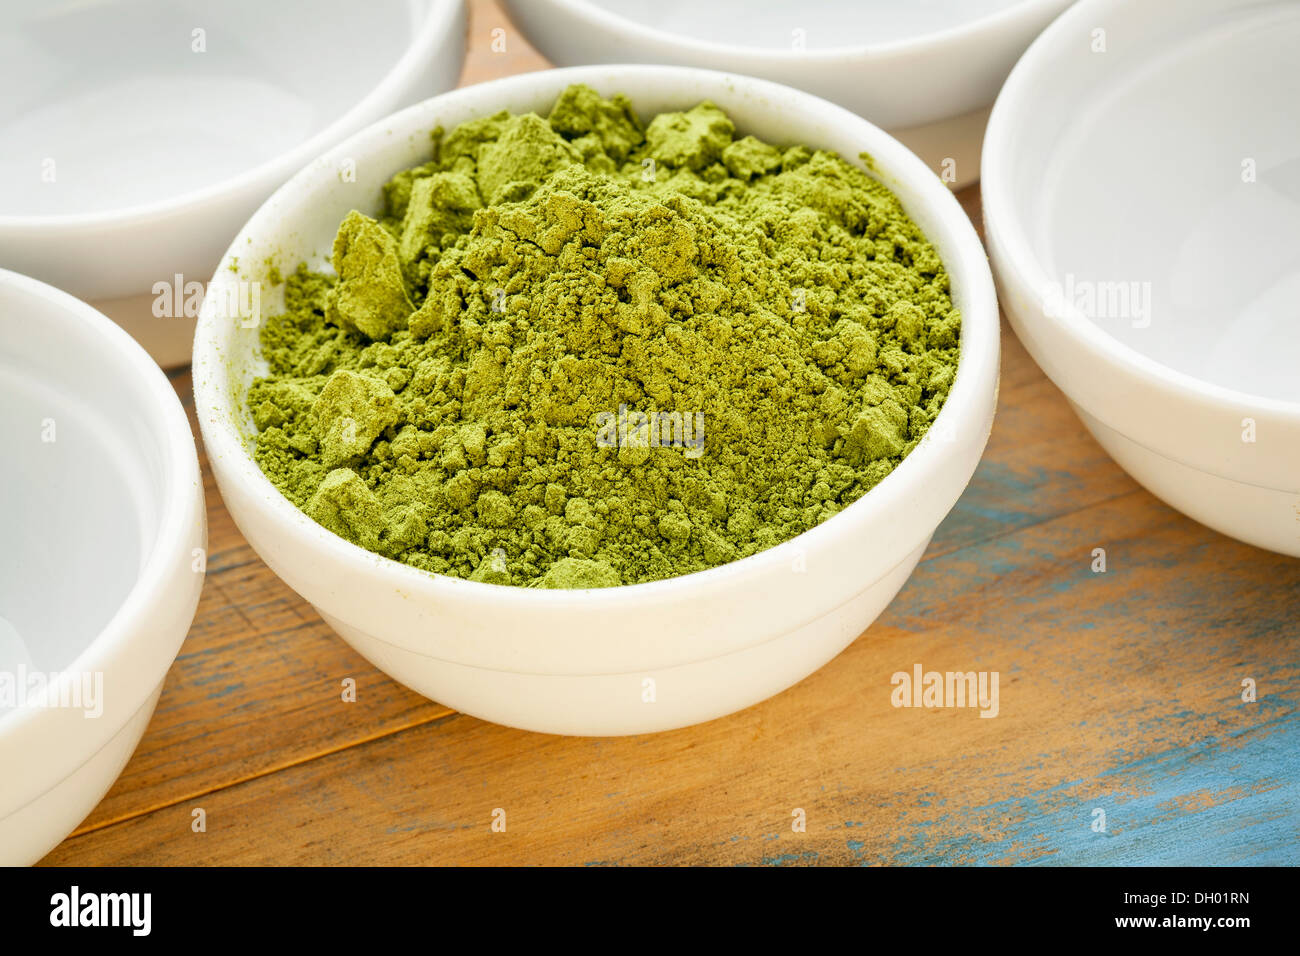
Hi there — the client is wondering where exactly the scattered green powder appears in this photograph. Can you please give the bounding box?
[248,84,960,589]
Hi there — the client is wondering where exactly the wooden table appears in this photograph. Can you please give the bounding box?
[41,0,1299,866]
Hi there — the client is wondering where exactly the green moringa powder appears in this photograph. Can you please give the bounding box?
[248,84,960,589]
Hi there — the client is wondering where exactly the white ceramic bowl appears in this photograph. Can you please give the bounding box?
[501,0,1072,187]
[983,0,1300,557]
[0,0,467,366]
[0,270,205,865]
[194,65,999,736]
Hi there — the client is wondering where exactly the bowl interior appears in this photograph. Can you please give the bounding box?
[0,0,429,217]
[0,276,170,699]
[1005,0,1300,403]
[584,0,1028,49]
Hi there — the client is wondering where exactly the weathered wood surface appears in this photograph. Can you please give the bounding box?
[39,0,1299,866]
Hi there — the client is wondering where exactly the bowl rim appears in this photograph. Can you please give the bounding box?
[981,0,1300,420]
[194,64,1000,608]
[0,0,463,233]
[508,0,1072,61]
[0,269,201,734]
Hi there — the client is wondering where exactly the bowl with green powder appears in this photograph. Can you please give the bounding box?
[194,66,998,735]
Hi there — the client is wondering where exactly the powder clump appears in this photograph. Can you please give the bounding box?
[248,84,961,589]
[326,211,412,340]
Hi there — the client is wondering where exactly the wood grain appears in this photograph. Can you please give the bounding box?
[37,0,1299,866]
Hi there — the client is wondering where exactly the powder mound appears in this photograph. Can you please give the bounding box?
[249,84,961,589]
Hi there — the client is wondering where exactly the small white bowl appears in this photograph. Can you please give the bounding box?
[983,0,1300,556]
[0,0,467,365]
[194,65,999,736]
[0,270,205,865]
[501,0,1072,187]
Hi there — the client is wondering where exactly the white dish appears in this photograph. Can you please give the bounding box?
[983,0,1300,557]
[194,65,999,736]
[0,270,205,865]
[0,0,467,366]
[501,0,1072,188]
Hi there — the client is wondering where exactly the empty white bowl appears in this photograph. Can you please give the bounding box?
[983,0,1300,556]
[0,270,205,865]
[501,0,1072,187]
[0,0,467,366]
[194,65,999,736]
